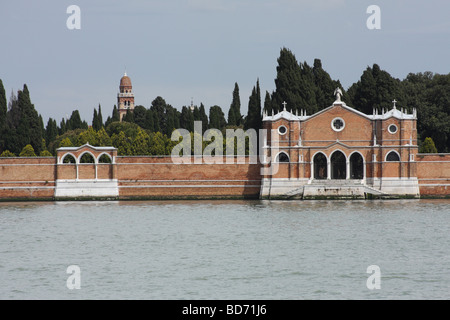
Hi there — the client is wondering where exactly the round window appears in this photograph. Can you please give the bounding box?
[278,125,287,135]
[331,117,345,132]
[388,124,398,134]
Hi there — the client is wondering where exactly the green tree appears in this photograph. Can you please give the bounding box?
[19,144,36,157]
[209,105,227,131]
[40,150,53,157]
[77,127,98,146]
[96,127,112,146]
[16,85,43,154]
[59,137,74,148]
[228,83,241,126]
[133,105,147,129]
[419,137,438,153]
[180,106,194,132]
[149,132,167,155]
[0,150,15,157]
[348,64,405,114]
[111,131,132,156]
[132,128,150,155]
[245,79,262,131]
[45,118,58,148]
[198,103,209,131]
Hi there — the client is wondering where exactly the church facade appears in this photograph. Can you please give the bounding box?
[260,90,420,199]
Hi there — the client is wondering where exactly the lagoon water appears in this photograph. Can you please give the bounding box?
[0,199,449,300]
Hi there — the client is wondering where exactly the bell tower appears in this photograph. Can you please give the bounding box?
[117,72,135,121]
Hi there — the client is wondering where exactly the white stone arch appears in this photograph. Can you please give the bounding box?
[348,150,366,180]
[78,151,97,164]
[329,149,347,180]
[329,149,348,162]
[97,152,113,164]
[60,152,77,164]
[274,151,290,163]
[385,150,401,162]
[311,151,328,180]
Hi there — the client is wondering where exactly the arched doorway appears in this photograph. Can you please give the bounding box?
[331,151,346,179]
[313,153,327,180]
[350,153,364,179]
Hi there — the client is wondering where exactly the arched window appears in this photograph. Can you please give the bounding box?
[80,153,95,164]
[62,154,76,164]
[386,151,400,162]
[276,152,289,163]
[98,154,112,164]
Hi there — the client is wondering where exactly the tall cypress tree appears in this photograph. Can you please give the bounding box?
[245,79,262,131]
[16,84,42,154]
[46,118,58,148]
[209,105,227,131]
[98,104,103,128]
[199,103,209,131]
[92,108,99,130]
[228,83,241,126]
[0,79,7,151]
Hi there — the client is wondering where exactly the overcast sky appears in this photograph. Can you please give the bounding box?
[1,0,449,123]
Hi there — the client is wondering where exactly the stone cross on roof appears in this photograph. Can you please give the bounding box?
[282,101,287,111]
[392,99,397,109]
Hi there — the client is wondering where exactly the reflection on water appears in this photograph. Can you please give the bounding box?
[0,199,449,299]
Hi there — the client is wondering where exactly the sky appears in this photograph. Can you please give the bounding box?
[1,0,449,124]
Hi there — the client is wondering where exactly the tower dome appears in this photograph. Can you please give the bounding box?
[120,72,132,88]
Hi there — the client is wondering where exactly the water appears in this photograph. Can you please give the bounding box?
[0,199,449,300]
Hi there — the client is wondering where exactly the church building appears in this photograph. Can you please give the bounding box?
[260,88,420,199]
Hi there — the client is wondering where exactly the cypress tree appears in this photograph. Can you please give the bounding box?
[98,104,103,128]
[209,105,227,131]
[199,103,209,130]
[228,83,241,126]
[0,79,7,151]
[112,105,120,122]
[68,110,83,130]
[245,79,262,131]
[16,85,42,154]
[45,118,58,148]
[92,108,99,130]
[0,79,6,130]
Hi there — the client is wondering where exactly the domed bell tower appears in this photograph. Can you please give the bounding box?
[118,72,135,121]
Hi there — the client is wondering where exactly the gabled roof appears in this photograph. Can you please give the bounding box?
[57,143,117,152]
[263,100,417,122]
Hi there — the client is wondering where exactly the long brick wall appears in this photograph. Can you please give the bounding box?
[116,156,262,199]
[0,157,56,200]
[0,154,448,200]
[416,153,450,196]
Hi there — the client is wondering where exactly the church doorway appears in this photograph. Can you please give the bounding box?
[313,153,327,179]
[350,153,364,179]
[331,151,346,179]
